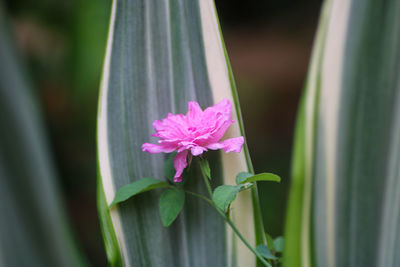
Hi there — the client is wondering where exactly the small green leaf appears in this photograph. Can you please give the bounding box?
[273,236,284,253]
[236,171,253,184]
[163,152,177,182]
[237,182,253,192]
[159,189,185,227]
[265,233,275,251]
[239,173,280,184]
[199,159,211,180]
[256,244,278,260]
[212,185,240,212]
[111,178,169,206]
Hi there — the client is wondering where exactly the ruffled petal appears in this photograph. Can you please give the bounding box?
[152,114,189,140]
[203,99,231,121]
[177,141,207,156]
[205,142,224,150]
[173,150,188,182]
[142,143,176,154]
[190,146,207,156]
[206,136,244,153]
[187,101,203,122]
[221,137,244,153]
[207,120,234,144]
[199,99,233,144]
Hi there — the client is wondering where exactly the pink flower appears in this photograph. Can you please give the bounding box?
[142,99,244,182]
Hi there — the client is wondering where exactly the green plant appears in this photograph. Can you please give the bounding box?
[96,0,268,266]
[284,0,400,266]
[0,2,85,266]
[110,154,281,266]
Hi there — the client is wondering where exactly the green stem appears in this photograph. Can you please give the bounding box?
[225,216,271,267]
[200,166,213,198]
[184,190,213,206]
[198,160,271,267]
[211,205,271,267]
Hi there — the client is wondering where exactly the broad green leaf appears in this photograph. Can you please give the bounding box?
[238,173,280,184]
[236,172,253,184]
[284,0,400,266]
[212,185,240,212]
[110,178,169,206]
[255,245,278,260]
[273,237,284,253]
[0,3,85,266]
[283,0,330,265]
[199,159,211,180]
[97,0,262,266]
[159,189,185,227]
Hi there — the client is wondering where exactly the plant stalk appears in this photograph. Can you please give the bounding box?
[200,169,213,198]
[198,162,271,267]
[184,190,213,206]
[225,217,271,267]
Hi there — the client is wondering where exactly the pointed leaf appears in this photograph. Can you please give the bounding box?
[110,178,169,206]
[236,172,253,184]
[97,0,262,265]
[199,159,211,180]
[265,233,275,251]
[239,173,280,184]
[256,244,278,260]
[283,1,330,265]
[285,0,400,266]
[212,185,240,212]
[159,189,185,227]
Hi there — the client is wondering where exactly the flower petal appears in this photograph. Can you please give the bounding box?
[206,136,244,153]
[199,99,233,144]
[173,150,188,182]
[208,120,234,143]
[190,146,207,156]
[142,143,176,154]
[186,101,203,122]
[176,141,207,156]
[203,99,231,121]
[152,113,189,140]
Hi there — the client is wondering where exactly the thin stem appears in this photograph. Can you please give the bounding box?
[197,160,271,267]
[211,206,270,267]
[184,190,213,206]
[225,217,271,267]
[200,166,213,198]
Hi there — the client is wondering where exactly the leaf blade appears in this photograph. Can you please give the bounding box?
[284,0,400,266]
[273,237,284,253]
[256,245,278,260]
[159,189,185,227]
[212,185,240,212]
[97,0,259,266]
[110,178,169,206]
[239,173,281,184]
[0,4,86,266]
[236,172,253,185]
[199,159,211,180]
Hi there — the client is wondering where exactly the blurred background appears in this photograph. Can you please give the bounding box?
[2,0,321,265]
